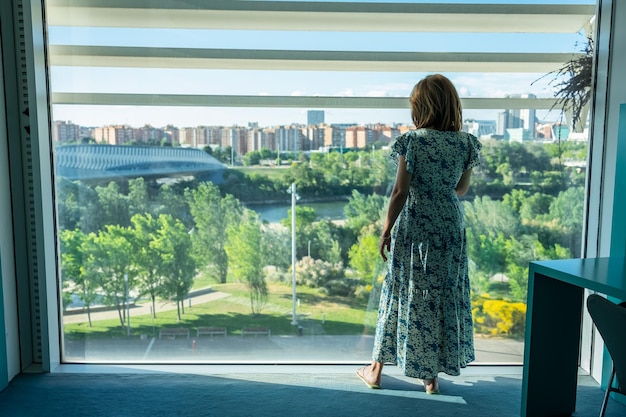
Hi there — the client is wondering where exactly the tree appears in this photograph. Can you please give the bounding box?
[56,178,102,233]
[187,182,242,283]
[130,214,164,318]
[308,219,342,261]
[87,225,135,328]
[280,206,318,258]
[348,230,383,283]
[155,183,192,227]
[519,193,554,222]
[60,229,98,326]
[465,196,521,239]
[344,190,386,235]
[225,210,267,314]
[128,178,149,218]
[243,150,262,166]
[260,225,291,269]
[465,197,521,279]
[95,182,130,227]
[153,214,197,321]
[547,186,584,257]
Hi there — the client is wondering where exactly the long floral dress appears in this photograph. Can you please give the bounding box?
[372,129,482,379]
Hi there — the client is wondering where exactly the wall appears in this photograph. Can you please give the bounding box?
[0,256,7,391]
[0,0,22,387]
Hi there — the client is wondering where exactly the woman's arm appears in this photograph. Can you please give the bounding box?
[380,156,411,261]
[455,169,473,196]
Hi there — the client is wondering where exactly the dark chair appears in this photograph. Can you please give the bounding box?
[586,294,626,417]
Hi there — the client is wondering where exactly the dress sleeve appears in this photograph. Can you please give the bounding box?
[390,132,410,168]
[464,133,482,171]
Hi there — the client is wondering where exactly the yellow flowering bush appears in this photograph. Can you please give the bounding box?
[472,294,527,338]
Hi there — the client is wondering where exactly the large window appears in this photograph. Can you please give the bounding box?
[46,0,595,363]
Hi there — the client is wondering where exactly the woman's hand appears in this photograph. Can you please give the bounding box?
[379,235,391,262]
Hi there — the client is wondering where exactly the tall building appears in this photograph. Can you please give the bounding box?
[247,128,275,152]
[92,125,134,145]
[51,120,81,143]
[497,94,537,138]
[273,125,304,153]
[345,126,373,148]
[463,119,497,138]
[302,125,325,151]
[307,110,325,126]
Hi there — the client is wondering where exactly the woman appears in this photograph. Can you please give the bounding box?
[356,74,481,394]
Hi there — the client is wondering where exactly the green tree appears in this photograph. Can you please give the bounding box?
[95,182,130,227]
[153,214,197,321]
[344,190,386,235]
[519,193,554,222]
[128,178,149,218]
[465,196,521,279]
[280,206,318,258]
[465,196,521,239]
[60,229,98,326]
[155,183,192,227]
[502,189,530,213]
[187,182,242,283]
[348,231,382,282]
[56,178,102,233]
[130,214,164,318]
[225,210,267,314]
[547,186,584,257]
[260,225,291,269]
[88,225,135,328]
[243,150,262,166]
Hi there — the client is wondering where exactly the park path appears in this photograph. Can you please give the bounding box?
[62,291,231,324]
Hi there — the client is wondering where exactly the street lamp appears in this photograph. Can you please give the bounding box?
[288,182,299,325]
[124,273,130,336]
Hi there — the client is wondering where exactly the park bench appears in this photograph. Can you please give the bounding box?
[158,328,189,339]
[241,327,271,337]
[196,327,227,337]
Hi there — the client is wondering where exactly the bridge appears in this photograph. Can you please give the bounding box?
[55,144,226,183]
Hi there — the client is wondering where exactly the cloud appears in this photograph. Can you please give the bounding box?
[334,89,355,97]
[291,90,307,96]
[451,73,552,98]
[457,87,471,97]
[366,90,390,97]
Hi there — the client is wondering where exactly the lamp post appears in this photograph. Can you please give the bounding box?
[290,182,298,325]
[124,273,130,336]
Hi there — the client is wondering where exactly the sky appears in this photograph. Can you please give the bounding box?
[46,0,596,128]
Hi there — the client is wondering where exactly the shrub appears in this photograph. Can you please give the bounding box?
[295,256,356,296]
[472,294,526,338]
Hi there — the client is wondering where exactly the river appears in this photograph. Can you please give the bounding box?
[248,201,347,223]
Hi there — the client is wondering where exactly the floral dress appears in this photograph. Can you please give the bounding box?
[372,129,482,379]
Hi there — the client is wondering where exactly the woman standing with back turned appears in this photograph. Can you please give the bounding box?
[356,74,481,394]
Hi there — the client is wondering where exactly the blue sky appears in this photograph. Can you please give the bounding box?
[47,0,595,128]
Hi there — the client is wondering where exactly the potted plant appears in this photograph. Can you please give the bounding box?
[537,35,594,133]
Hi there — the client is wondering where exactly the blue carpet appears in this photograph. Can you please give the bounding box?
[0,371,624,416]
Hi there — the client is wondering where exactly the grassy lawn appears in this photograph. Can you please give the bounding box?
[190,273,214,291]
[233,166,289,181]
[64,282,377,340]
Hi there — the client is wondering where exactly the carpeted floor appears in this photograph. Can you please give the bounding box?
[1,366,625,416]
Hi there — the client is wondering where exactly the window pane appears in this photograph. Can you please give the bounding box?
[48,0,595,364]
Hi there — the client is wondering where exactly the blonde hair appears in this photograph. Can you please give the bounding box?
[410,74,462,131]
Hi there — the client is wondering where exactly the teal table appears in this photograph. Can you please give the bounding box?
[521,257,626,416]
